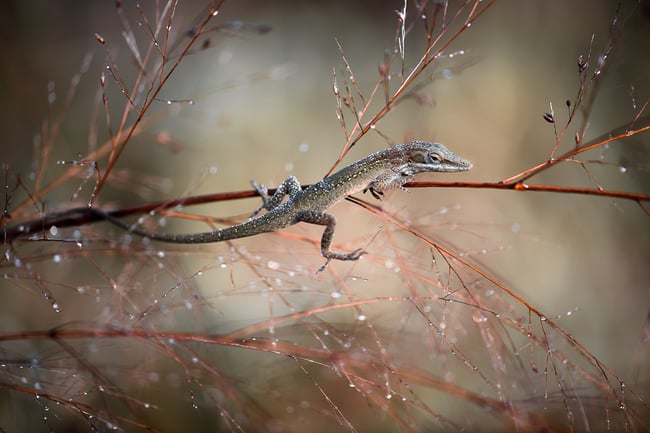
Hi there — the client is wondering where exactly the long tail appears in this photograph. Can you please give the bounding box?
[92,208,282,244]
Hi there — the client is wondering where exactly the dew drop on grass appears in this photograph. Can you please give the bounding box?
[472,311,488,323]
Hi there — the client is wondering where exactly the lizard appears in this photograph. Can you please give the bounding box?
[96,141,472,271]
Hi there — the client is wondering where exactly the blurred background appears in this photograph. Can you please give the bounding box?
[0,1,648,431]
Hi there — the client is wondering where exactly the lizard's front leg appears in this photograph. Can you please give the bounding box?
[295,210,365,272]
[250,175,302,217]
[363,169,414,200]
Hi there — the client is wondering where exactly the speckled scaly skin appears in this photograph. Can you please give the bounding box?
[99,141,471,270]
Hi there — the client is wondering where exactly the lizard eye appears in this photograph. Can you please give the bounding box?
[428,152,442,163]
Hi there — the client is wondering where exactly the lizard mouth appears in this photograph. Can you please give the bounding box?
[410,161,472,173]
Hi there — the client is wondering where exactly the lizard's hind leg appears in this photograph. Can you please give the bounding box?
[250,176,302,217]
[295,210,365,272]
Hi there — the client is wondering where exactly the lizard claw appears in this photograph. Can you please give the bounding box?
[250,180,270,217]
[347,248,366,260]
[363,187,383,200]
[317,248,366,273]
[316,258,332,274]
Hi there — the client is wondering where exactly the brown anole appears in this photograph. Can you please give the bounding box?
[97,141,472,271]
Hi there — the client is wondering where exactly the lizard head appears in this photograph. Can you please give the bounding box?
[402,141,472,174]
[363,141,472,199]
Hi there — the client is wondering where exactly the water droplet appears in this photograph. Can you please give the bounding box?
[472,311,488,323]
[618,166,627,173]
[49,225,58,236]
[52,254,62,263]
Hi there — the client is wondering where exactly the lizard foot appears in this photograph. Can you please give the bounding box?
[249,180,270,217]
[316,248,366,273]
